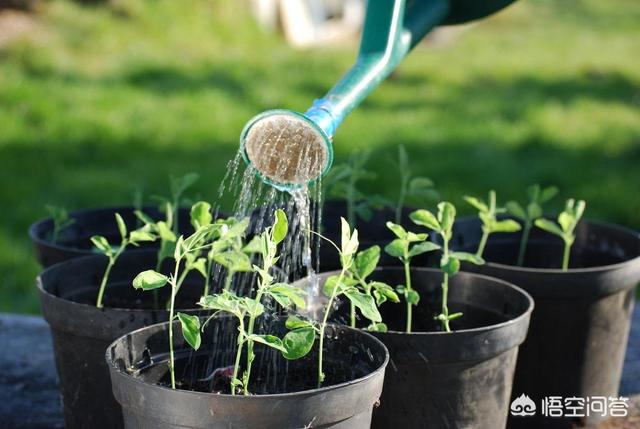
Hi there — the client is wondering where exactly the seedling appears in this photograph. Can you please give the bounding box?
[411,203,484,332]
[506,184,558,266]
[464,190,521,258]
[345,245,399,331]
[393,145,438,224]
[206,216,254,295]
[323,150,380,226]
[297,218,387,387]
[534,198,586,271]
[384,222,440,332]
[92,213,156,308]
[132,219,218,389]
[45,205,75,243]
[197,210,308,395]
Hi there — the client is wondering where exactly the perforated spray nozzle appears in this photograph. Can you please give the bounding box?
[240,110,333,190]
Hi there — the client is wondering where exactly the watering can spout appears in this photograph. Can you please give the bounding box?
[240,0,515,189]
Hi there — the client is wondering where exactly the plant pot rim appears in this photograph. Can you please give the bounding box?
[37,249,201,315]
[28,204,161,253]
[106,317,390,400]
[469,218,640,275]
[310,266,534,337]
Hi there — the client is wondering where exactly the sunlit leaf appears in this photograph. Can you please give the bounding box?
[132,270,168,290]
[177,312,201,350]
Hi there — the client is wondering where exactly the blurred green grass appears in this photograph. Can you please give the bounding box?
[1,0,639,313]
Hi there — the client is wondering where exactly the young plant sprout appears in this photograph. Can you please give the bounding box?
[534,198,586,271]
[132,218,217,389]
[299,218,386,387]
[197,210,308,395]
[393,145,438,224]
[384,221,440,333]
[506,184,558,266]
[45,205,75,243]
[345,245,399,331]
[92,213,156,308]
[323,150,379,226]
[411,203,484,332]
[207,216,254,295]
[464,190,521,258]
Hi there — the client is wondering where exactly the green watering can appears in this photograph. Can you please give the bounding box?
[240,0,517,190]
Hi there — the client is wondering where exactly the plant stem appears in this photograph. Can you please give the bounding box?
[441,237,451,332]
[350,302,356,328]
[167,256,182,389]
[403,259,413,333]
[476,227,489,259]
[516,221,532,267]
[223,269,234,292]
[441,273,450,332]
[395,174,408,225]
[318,268,346,388]
[562,241,571,271]
[95,257,114,308]
[203,259,213,296]
[231,318,245,396]
[243,287,265,395]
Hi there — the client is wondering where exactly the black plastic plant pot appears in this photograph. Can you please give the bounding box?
[450,217,640,428]
[29,205,203,267]
[37,249,213,429]
[304,267,533,429]
[106,316,389,429]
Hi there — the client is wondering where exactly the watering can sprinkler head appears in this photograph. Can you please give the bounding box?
[240,0,518,190]
[240,107,334,191]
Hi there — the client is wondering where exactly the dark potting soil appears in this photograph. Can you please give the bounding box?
[59,281,204,310]
[125,322,383,396]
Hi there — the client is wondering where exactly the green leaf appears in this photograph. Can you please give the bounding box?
[247,334,287,353]
[527,202,543,219]
[323,275,349,296]
[384,239,405,258]
[448,312,463,321]
[408,241,440,257]
[441,256,460,276]
[282,327,315,360]
[177,313,201,350]
[90,235,113,255]
[491,219,522,233]
[438,202,456,234]
[344,290,382,323]
[213,251,253,272]
[451,251,485,265]
[134,210,156,226]
[406,289,420,305]
[285,315,314,330]
[269,283,306,309]
[408,177,434,194]
[534,218,564,237]
[129,227,157,244]
[243,298,264,318]
[340,218,359,256]
[198,292,241,315]
[367,322,388,332]
[385,222,407,239]
[189,257,208,278]
[540,186,559,203]
[406,231,428,243]
[354,246,380,280]
[115,213,127,240]
[506,201,526,220]
[132,270,168,290]
[410,209,440,231]
[463,196,488,212]
[272,209,288,244]
[242,235,263,254]
[156,221,176,242]
[558,212,573,233]
[371,282,400,303]
[190,201,212,229]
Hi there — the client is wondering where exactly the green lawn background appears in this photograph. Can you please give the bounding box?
[1,0,639,313]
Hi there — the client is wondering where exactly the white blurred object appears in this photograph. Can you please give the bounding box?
[251,0,364,49]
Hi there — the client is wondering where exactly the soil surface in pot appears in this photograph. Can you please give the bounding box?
[58,281,204,310]
[121,321,384,396]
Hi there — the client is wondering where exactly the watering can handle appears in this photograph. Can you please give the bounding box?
[305,0,450,138]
